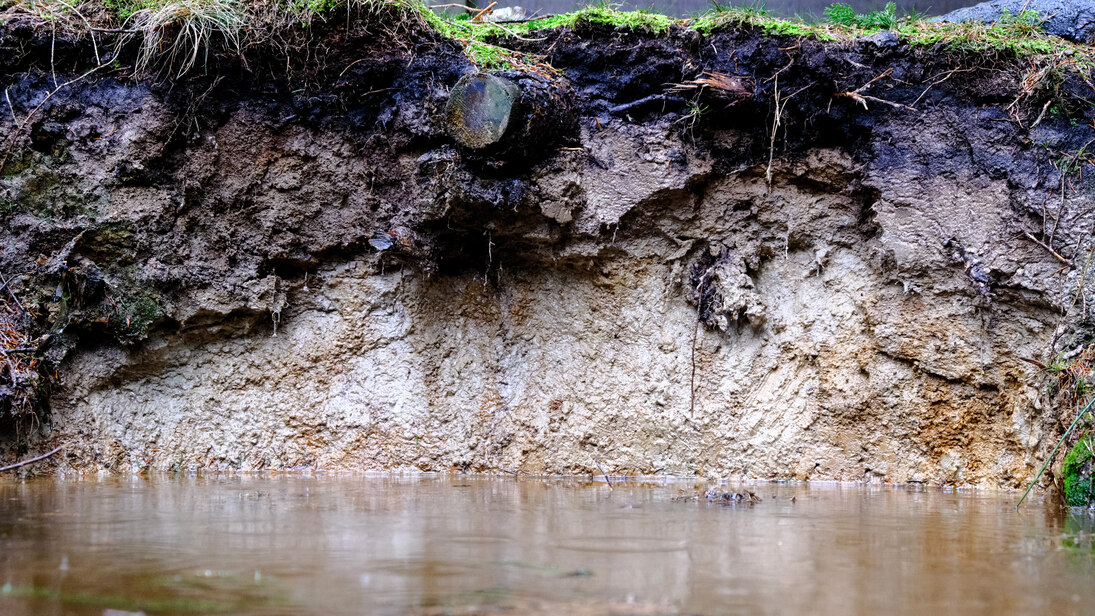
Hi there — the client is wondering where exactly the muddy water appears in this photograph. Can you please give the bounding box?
[0,477,1092,615]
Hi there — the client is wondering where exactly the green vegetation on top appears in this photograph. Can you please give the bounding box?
[0,1,1091,73]
[824,2,905,29]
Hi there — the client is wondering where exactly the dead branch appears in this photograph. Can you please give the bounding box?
[1019,357,1048,370]
[483,20,547,42]
[670,72,753,103]
[834,68,916,112]
[1072,242,1095,319]
[471,1,497,22]
[1022,231,1072,266]
[493,13,554,23]
[609,93,687,116]
[0,446,62,472]
[834,91,917,111]
[1030,99,1053,128]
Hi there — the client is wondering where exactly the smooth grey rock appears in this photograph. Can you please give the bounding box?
[936,0,1095,44]
[444,73,520,149]
[862,30,900,48]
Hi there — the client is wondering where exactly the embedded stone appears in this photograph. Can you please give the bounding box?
[444,73,520,149]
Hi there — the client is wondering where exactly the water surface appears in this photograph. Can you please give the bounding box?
[1,476,1092,615]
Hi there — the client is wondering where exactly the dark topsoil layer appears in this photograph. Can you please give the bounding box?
[0,12,1094,428]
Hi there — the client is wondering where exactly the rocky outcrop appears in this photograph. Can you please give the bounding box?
[1,16,1094,485]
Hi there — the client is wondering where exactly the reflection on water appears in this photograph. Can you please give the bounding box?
[0,476,1092,615]
[455,1,981,19]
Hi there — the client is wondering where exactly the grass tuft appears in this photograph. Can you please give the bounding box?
[824,2,900,29]
[125,0,247,77]
[1,1,1094,75]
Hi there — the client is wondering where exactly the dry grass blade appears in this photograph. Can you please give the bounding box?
[124,0,247,77]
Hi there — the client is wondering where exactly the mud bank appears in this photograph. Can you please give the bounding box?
[2,8,1094,486]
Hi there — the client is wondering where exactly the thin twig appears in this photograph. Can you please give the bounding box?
[50,22,58,90]
[1022,231,1072,266]
[1019,356,1048,369]
[471,1,497,22]
[835,68,916,112]
[62,1,101,65]
[1071,242,1095,320]
[1018,396,1095,508]
[765,81,810,185]
[609,93,687,115]
[0,63,107,175]
[0,446,62,472]
[87,27,141,34]
[690,318,699,419]
[4,88,15,124]
[763,55,794,84]
[339,59,364,77]
[494,13,553,23]
[428,3,478,10]
[835,91,917,111]
[484,20,546,42]
[0,270,24,313]
[594,459,614,490]
[912,68,972,107]
[1030,99,1053,129]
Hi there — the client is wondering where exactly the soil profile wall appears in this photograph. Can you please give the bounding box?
[1,13,1094,486]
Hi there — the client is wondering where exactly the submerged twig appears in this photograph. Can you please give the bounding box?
[0,446,62,472]
[594,458,614,490]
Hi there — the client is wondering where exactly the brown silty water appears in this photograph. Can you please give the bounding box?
[0,476,1093,615]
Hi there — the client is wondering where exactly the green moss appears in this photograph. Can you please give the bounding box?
[824,2,900,29]
[101,0,159,20]
[113,293,162,338]
[1062,434,1095,508]
[4,1,1094,75]
[685,2,1090,67]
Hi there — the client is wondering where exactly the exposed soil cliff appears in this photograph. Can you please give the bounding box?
[2,6,1094,486]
